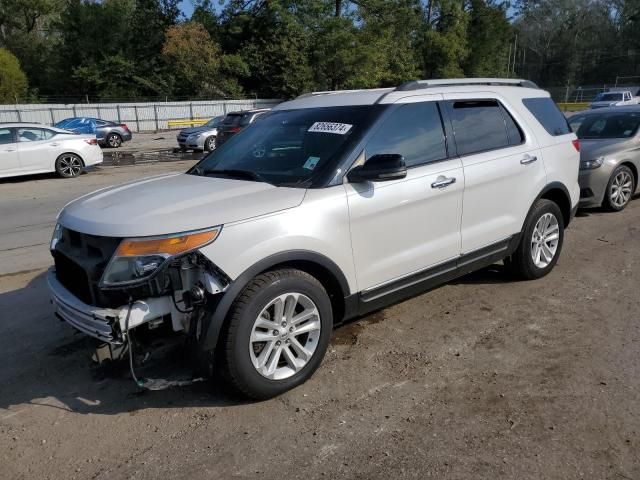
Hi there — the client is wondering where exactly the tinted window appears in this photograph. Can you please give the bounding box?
[522,97,571,136]
[366,102,447,167]
[501,105,525,145]
[17,128,47,142]
[449,100,510,155]
[572,112,640,139]
[43,129,56,140]
[222,114,242,127]
[0,128,13,145]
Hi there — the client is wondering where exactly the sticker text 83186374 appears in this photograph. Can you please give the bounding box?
[308,122,353,135]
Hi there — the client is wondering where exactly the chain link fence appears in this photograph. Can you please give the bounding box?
[0,99,281,132]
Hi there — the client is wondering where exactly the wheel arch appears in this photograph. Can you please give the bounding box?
[202,250,350,350]
[534,182,572,228]
[56,151,85,167]
[619,161,638,187]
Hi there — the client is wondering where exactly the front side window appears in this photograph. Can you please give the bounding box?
[571,112,640,139]
[448,100,513,155]
[365,102,447,167]
[0,128,14,145]
[17,128,47,142]
[191,106,379,187]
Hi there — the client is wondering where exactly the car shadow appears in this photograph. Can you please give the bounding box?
[0,172,59,184]
[0,271,254,417]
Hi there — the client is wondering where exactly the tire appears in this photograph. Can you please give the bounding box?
[604,165,635,211]
[55,153,84,178]
[217,269,333,399]
[106,133,122,148]
[204,135,216,152]
[507,199,564,280]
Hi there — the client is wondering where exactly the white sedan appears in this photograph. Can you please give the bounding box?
[0,123,103,179]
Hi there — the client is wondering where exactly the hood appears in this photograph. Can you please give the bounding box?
[590,101,619,109]
[180,126,214,135]
[579,138,639,160]
[58,173,306,237]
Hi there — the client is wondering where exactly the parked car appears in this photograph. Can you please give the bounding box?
[215,109,270,147]
[55,117,132,148]
[47,78,579,399]
[590,91,639,109]
[176,115,225,152]
[0,122,102,179]
[568,107,640,211]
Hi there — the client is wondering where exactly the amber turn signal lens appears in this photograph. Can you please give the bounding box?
[115,229,220,257]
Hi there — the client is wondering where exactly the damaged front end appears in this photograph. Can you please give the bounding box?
[48,224,229,375]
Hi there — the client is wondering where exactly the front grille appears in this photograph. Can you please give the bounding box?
[53,228,121,306]
[54,253,93,304]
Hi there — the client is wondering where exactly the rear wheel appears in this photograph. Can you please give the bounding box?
[604,165,635,211]
[218,269,332,399]
[507,199,564,280]
[55,153,83,178]
[204,136,216,152]
[106,133,122,148]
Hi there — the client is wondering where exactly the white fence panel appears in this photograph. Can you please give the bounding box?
[0,99,281,132]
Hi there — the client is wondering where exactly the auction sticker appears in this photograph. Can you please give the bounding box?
[308,122,353,135]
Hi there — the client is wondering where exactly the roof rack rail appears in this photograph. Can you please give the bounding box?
[396,78,539,92]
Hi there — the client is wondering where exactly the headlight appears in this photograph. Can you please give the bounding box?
[50,223,62,252]
[580,157,604,170]
[100,226,221,287]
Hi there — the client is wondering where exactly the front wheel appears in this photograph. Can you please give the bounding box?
[507,199,564,280]
[604,165,635,211]
[204,135,216,152]
[219,269,333,399]
[55,153,84,178]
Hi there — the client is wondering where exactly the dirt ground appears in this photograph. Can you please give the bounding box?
[1,162,639,480]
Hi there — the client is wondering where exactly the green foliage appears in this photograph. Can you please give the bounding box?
[13,0,632,101]
[0,48,28,102]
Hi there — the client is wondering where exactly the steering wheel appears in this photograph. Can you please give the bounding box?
[252,144,267,158]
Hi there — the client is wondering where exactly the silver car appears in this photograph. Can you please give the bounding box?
[176,115,225,152]
[569,107,640,210]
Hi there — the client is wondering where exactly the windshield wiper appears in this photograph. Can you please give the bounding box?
[201,168,269,184]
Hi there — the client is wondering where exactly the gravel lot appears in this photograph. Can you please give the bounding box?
[1,162,639,479]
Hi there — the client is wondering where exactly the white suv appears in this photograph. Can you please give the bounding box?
[47,78,579,398]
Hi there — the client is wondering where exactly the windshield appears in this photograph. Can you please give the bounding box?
[596,93,623,102]
[205,116,223,128]
[189,106,377,187]
[570,112,640,139]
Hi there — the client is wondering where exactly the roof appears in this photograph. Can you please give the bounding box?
[569,105,640,116]
[274,78,545,110]
[0,122,49,128]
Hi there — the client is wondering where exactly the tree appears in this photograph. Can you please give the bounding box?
[162,22,222,96]
[422,0,469,78]
[464,0,511,77]
[0,48,28,102]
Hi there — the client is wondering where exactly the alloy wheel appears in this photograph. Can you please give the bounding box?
[610,170,633,208]
[108,134,121,148]
[59,155,82,177]
[249,292,321,380]
[530,212,559,268]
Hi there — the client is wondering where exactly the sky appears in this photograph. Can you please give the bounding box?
[179,0,195,18]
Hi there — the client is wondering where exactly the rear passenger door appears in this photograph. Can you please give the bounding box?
[346,98,464,291]
[16,127,58,173]
[443,94,546,254]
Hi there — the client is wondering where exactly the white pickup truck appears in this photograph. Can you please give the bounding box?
[590,90,639,109]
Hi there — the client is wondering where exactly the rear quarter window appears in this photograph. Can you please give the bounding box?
[522,97,571,136]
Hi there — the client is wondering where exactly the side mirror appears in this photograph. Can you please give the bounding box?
[347,154,407,183]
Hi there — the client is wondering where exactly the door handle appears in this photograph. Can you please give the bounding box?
[520,154,538,165]
[49,143,60,147]
[3,148,16,152]
[431,176,456,189]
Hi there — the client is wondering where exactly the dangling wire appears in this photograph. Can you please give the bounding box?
[123,296,145,388]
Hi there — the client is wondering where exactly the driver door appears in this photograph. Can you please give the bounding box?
[345,98,464,293]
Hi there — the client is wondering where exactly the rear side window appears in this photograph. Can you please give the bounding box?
[522,97,571,136]
[448,100,516,155]
[365,101,447,167]
[223,114,242,126]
